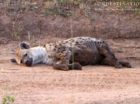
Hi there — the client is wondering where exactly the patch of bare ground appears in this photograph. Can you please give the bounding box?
[0,37,140,104]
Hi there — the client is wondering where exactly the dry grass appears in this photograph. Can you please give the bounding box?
[0,0,139,39]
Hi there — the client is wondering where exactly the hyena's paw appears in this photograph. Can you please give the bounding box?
[119,61,132,68]
[68,63,82,70]
[114,63,123,68]
[53,63,69,71]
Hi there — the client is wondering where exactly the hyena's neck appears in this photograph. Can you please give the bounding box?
[43,43,58,65]
[29,46,48,65]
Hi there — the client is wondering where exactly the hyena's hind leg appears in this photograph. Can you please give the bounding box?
[97,41,131,68]
[119,61,132,68]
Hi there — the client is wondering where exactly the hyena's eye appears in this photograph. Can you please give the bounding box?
[23,53,28,57]
[21,53,28,64]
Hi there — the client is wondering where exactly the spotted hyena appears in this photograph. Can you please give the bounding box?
[11,37,132,70]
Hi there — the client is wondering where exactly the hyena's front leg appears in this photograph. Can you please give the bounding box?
[52,47,82,71]
[53,62,82,71]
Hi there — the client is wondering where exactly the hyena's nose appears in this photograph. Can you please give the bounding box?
[25,58,33,66]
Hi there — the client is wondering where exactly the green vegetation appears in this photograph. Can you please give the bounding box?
[2,96,15,104]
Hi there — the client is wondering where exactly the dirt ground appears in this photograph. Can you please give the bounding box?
[0,37,140,104]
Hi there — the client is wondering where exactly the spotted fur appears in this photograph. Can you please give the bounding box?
[44,37,131,70]
[11,37,132,70]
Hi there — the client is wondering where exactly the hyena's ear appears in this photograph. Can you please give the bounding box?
[20,42,30,49]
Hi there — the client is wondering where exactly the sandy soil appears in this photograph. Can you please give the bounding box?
[0,38,140,104]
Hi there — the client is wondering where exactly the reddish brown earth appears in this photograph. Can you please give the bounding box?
[0,37,140,104]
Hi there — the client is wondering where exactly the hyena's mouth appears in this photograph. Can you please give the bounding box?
[10,57,33,66]
[10,58,22,65]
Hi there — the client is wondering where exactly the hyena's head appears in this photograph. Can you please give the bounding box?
[11,42,48,66]
[15,48,34,66]
[11,42,33,66]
